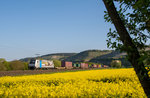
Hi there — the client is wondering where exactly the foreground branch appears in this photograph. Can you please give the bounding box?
[103,0,150,97]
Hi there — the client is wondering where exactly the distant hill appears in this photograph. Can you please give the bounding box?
[20,53,77,62]
[65,50,112,62]
[90,51,131,66]
[40,53,77,60]
[20,50,131,67]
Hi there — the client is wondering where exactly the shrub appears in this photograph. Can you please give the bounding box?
[53,60,61,67]
[3,61,10,70]
[0,62,7,71]
[110,60,122,68]
[0,58,10,71]
[0,58,6,63]
[23,62,29,70]
[9,60,26,70]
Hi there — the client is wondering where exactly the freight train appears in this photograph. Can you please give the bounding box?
[61,61,105,69]
[29,59,108,69]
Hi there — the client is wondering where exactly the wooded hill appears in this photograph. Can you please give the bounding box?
[20,50,131,67]
[20,53,77,62]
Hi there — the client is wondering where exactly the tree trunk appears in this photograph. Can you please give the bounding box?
[102,0,150,97]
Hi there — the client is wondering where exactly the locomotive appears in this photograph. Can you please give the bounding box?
[29,59,55,69]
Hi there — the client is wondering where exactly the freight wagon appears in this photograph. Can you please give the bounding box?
[81,63,89,68]
[73,63,81,68]
[92,64,97,68]
[97,65,102,68]
[29,59,55,69]
[103,65,109,68]
[61,61,73,69]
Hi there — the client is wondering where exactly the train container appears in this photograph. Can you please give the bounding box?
[97,65,99,68]
[88,64,92,68]
[103,65,109,68]
[61,61,73,69]
[97,65,101,68]
[73,64,80,68]
[29,59,55,69]
[73,64,76,67]
[81,63,88,68]
[92,64,97,68]
[100,65,102,67]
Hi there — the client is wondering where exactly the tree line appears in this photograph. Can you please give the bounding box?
[0,58,28,71]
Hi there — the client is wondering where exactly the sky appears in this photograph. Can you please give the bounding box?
[0,0,114,61]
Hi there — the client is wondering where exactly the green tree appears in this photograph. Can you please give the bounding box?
[3,61,10,70]
[0,59,10,71]
[0,62,7,71]
[103,0,150,96]
[9,60,26,70]
[53,60,61,67]
[0,58,6,63]
[110,60,122,68]
[23,62,29,70]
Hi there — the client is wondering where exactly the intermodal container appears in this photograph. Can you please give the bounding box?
[97,65,101,68]
[81,63,88,68]
[61,61,72,69]
[103,65,109,68]
[92,64,97,68]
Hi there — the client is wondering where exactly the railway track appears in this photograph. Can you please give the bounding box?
[0,68,102,77]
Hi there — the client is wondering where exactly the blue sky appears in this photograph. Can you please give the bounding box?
[0,0,114,61]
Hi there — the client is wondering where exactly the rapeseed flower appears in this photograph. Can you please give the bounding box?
[0,68,147,97]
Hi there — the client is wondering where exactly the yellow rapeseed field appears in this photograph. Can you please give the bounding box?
[0,68,147,97]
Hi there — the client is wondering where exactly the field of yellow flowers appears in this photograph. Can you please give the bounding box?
[0,68,147,97]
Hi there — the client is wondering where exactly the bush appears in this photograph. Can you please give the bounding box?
[0,58,6,63]
[0,58,10,71]
[3,61,10,70]
[9,60,26,70]
[23,62,29,70]
[110,60,122,68]
[0,59,28,71]
[53,60,61,67]
[0,62,7,71]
